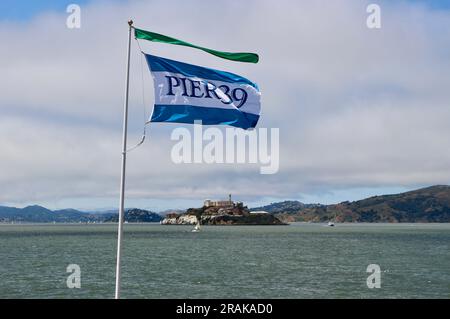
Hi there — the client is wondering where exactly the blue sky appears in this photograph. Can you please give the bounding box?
[1,0,450,211]
[1,0,450,21]
[408,0,450,10]
[0,0,92,21]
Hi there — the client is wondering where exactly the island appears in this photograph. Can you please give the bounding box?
[161,195,286,225]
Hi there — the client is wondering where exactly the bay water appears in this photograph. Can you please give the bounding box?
[0,223,448,298]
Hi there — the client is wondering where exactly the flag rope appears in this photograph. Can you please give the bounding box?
[125,38,152,153]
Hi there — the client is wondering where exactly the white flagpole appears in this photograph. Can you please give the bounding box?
[115,19,133,299]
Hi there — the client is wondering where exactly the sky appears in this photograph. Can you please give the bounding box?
[1,0,450,211]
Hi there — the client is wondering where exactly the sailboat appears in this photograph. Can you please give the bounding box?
[191,220,201,232]
[327,213,336,227]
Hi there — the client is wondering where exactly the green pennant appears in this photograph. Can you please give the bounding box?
[134,28,259,64]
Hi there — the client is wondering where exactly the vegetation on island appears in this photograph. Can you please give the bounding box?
[162,203,286,225]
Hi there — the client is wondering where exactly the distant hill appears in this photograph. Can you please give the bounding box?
[103,208,162,223]
[0,205,94,223]
[251,200,322,214]
[0,205,161,223]
[271,185,450,223]
[2,185,450,223]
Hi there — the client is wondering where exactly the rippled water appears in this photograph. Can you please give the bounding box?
[0,223,449,298]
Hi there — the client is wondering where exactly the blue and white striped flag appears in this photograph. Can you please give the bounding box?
[144,54,261,130]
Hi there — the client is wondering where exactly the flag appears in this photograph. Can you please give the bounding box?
[135,28,259,63]
[144,53,261,130]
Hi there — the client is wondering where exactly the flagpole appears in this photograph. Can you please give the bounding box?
[115,19,133,299]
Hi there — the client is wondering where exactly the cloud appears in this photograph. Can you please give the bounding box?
[1,0,450,209]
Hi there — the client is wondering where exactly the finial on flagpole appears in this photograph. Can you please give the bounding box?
[128,19,133,26]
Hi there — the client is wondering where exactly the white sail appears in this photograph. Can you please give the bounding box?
[192,219,201,232]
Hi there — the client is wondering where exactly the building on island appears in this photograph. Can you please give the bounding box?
[250,210,269,214]
[204,194,243,208]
